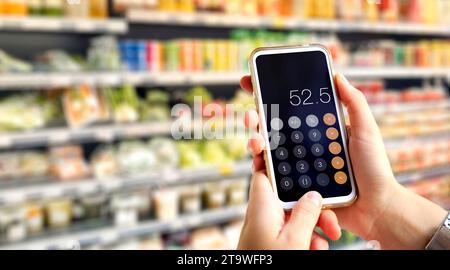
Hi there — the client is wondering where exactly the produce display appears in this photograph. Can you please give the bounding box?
[0,85,252,131]
[0,178,249,244]
[115,0,450,25]
[0,0,109,18]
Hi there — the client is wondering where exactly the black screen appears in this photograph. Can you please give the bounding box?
[255,50,352,202]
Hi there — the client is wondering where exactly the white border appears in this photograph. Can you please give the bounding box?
[250,45,357,210]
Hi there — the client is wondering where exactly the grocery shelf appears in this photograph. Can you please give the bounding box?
[396,166,450,185]
[0,68,449,89]
[0,121,173,149]
[0,16,127,33]
[371,100,450,116]
[0,160,252,207]
[0,205,246,250]
[127,10,450,36]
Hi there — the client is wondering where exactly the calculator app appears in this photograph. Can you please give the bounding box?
[255,51,353,202]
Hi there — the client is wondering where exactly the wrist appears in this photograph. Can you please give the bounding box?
[371,184,447,249]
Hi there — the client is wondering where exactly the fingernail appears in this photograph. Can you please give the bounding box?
[306,191,322,207]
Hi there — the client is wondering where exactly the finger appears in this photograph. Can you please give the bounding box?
[335,73,378,136]
[247,133,265,157]
[244,109,259,131]
[243,171,283,239]
[240,76,253,93]
[253,154,265,172]
[317,210,341,241]
[282,191,323,244]
[310,232,330,250]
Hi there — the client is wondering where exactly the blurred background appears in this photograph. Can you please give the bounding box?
[0,0,448,250]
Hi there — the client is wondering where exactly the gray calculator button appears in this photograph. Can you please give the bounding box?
[306,114,319,128]
[291,131,304,144]
[278,162,291,176]
[270,118,283,131]
[270,132,286,150]
[296,160,309,174]
[288,116,301,129]
[314,158,327,172]
[316,173,330,187]
[275,147,288,160]
[280,177,294,191]
[311,144,324,157]
[308,129,322,142]
[293,145,307,159]
[298,175,312,189]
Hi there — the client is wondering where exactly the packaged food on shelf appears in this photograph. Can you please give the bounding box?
[148,137,179,169]
[91,145,119,179]
[0,153,20,180]
[34,50,82,72]
[178,141,203,169]
[87,36,122,71]
[105,85,140,124]
[110,193,141,227]
[81,193,108,219]
[19,151,49,179]
[226,179,248,206]
[63,85,109,127]
[49,145,90,181]
[200,140,230,166]
[64,0,89,18]
[0,50,33,73]
[180,186,201,214]
[139,90,170,122]
[89,0,108,18]
[153,189,179,221]
[25,202,44,234]
[202,183,226,209]
[0,206,27,243]
[117,141,156,175]
[45,198,72,229]
[0,94,59,132]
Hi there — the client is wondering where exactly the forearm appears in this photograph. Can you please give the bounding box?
[371,186,447,250]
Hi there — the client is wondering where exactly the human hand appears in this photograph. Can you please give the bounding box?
[238,171,341,250]
[240,73,447,249]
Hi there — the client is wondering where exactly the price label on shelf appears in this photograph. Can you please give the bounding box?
[94,130,115,142]
[49,132,70,144]
[0,135,13,148]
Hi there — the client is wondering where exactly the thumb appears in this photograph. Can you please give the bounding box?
[243,171,284,239]
[282,192,322,246]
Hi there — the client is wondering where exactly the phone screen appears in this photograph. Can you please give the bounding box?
[255,50,353,202]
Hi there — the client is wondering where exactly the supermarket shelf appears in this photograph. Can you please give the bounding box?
[0,205,246,250]
[0,121,174,149]
[0,68,449,89]
[0,160,252,207]
[0,16,127,33]
[127,10,450,36]
[371,100,450,116]
[396,166,450,185]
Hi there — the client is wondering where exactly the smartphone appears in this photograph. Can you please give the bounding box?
[249,44,357,209]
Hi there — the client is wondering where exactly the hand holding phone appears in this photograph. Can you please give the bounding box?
[249,45,357,209]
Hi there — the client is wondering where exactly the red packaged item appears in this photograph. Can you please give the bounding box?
[147,40,164,72]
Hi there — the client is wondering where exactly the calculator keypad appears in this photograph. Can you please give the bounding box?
[271,113,349,193]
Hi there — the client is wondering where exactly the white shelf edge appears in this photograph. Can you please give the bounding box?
[0,68,448,89]
[0,205,246,250]
[0,16,127,33]
[0,121,174,149]
[0,160,252,207]
[127,10,450,36]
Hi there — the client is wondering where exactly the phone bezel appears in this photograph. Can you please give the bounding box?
[249,44,358,210]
